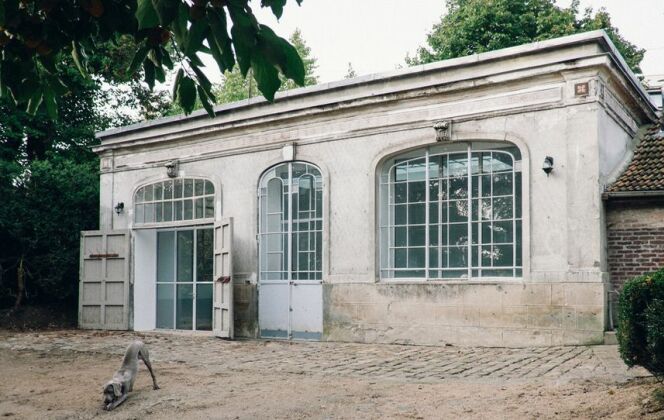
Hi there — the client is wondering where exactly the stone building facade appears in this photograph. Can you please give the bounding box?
[79,31,657,346]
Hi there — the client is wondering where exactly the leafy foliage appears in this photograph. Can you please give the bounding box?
[1,0,306,118]
[618,268,664,379]
[409,0,644,74]
[166,27,318,114]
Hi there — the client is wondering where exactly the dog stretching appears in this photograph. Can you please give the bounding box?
[102,340,159,411]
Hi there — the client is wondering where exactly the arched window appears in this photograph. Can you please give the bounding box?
[258,162,323,281]
[379,142,522,279]
[134,178,214,224]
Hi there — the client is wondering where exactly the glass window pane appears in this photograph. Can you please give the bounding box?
[408,248,425,268]
[177,230,193,282]
[408,158,426,181]
[196,229,213,282]
[493,197,513,220]
[448,154,467,177]
[194,179,204,196]
[395,249,407,268]
[156,284,174,329]
[394,205,407,225]
[449,200,468,222]
[144,203,154,223]
[449,246,466,268]
[184,179,193,198]
[164,201,173,222]
[516,220,522,266]
[408,226,425,247]
[408,181,426,203]
[449,223,467,246]
[450,176,468,199]
[155,202,163,222]
[195,197,204,219]
[493,244,514,267]
[144,184,154,201]
[135,204,144,224]
[174,200,183,221]
[493,152,513,172]
[429,203,438,224]
[157,231,175,282]
[176,284,193,330]
[394,162,407,182]
[174,179,183,198]
[429,225,438,246]
[135,187,144,203]
[492,173,513,196]
[196,284,213,331]
[394,226,407,247]
[205,196,214,218]
[154,182,163,200]
[408,203,425,224]
[205,180,214,195]
[184,199,193,220]
[163,181,173,199]
[395,183,407,204]
[515,172,522,218]
[493,221,513,244]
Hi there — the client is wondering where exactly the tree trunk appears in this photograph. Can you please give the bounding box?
[13,256,25,311]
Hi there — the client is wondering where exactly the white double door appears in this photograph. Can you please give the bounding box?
[259,279,322,340]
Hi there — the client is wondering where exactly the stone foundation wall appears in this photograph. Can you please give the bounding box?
[323,282,606,347]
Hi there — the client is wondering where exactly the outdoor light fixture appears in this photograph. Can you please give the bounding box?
[542,156,554,176]
[114,202,124,215]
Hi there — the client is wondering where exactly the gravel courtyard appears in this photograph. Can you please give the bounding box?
[0,330,659,419]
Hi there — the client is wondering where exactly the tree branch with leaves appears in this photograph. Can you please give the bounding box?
[0,0,306,118]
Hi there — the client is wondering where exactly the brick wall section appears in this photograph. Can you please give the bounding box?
[606,200,664,296]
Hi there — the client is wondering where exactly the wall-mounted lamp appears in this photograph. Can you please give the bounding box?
[114,202,125,215]
[542,156,554,176]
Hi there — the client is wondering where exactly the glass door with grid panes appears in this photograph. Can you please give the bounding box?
[258,162,323,340]
[156,227,214,330]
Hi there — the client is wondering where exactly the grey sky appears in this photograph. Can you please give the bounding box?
[197,0,664,83]
[201,1,664,85]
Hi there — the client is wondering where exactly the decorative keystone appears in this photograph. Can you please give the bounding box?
[433,120,452,142]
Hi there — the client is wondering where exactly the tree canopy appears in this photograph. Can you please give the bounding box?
[0,0,307,118]
[408,0,645,74]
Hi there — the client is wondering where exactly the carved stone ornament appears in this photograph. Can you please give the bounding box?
[433,120,452,142]
[165,160,178,178]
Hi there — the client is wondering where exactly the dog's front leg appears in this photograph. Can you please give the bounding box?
[104,393,128,411]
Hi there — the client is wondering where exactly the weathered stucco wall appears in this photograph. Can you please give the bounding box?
[93,33,655,346]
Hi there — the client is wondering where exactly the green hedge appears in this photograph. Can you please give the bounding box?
[618,268,664,378]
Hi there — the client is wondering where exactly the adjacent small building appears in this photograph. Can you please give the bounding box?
[79,30,660,347]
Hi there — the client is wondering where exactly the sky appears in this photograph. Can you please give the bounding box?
[221,0,664,85]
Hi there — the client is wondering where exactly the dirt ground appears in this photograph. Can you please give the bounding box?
[0,334,662,419]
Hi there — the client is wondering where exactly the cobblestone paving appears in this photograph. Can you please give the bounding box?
[0,330,649,384]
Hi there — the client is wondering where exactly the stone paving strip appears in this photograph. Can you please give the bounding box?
[0,330,650,384]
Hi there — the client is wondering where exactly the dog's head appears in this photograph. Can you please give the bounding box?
[102,381,124,409]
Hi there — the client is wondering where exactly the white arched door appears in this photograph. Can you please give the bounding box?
[258,162,323,340]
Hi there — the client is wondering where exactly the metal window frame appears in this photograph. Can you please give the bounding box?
[379,144,522,282]
[155,226,214,331]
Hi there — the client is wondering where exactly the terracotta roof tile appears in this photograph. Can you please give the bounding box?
[607,124,664,193]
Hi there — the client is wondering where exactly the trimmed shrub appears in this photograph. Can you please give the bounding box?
[618,268,664,379]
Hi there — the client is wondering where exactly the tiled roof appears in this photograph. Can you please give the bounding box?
[607,123,664,194]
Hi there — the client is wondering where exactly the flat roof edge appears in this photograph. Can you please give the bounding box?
[96,30,656,141]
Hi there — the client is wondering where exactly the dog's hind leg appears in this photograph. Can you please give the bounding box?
[138,346,160,390]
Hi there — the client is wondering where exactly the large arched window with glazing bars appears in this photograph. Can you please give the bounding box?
[379,142,522,280]
[258,162,323,281]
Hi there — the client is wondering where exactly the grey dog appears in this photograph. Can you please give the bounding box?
[102,340,159,410]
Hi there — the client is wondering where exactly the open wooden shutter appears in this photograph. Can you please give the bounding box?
[79,230,130,330]
[213,218,234,338]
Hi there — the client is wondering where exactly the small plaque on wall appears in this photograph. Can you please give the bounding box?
[574,82,590,97]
